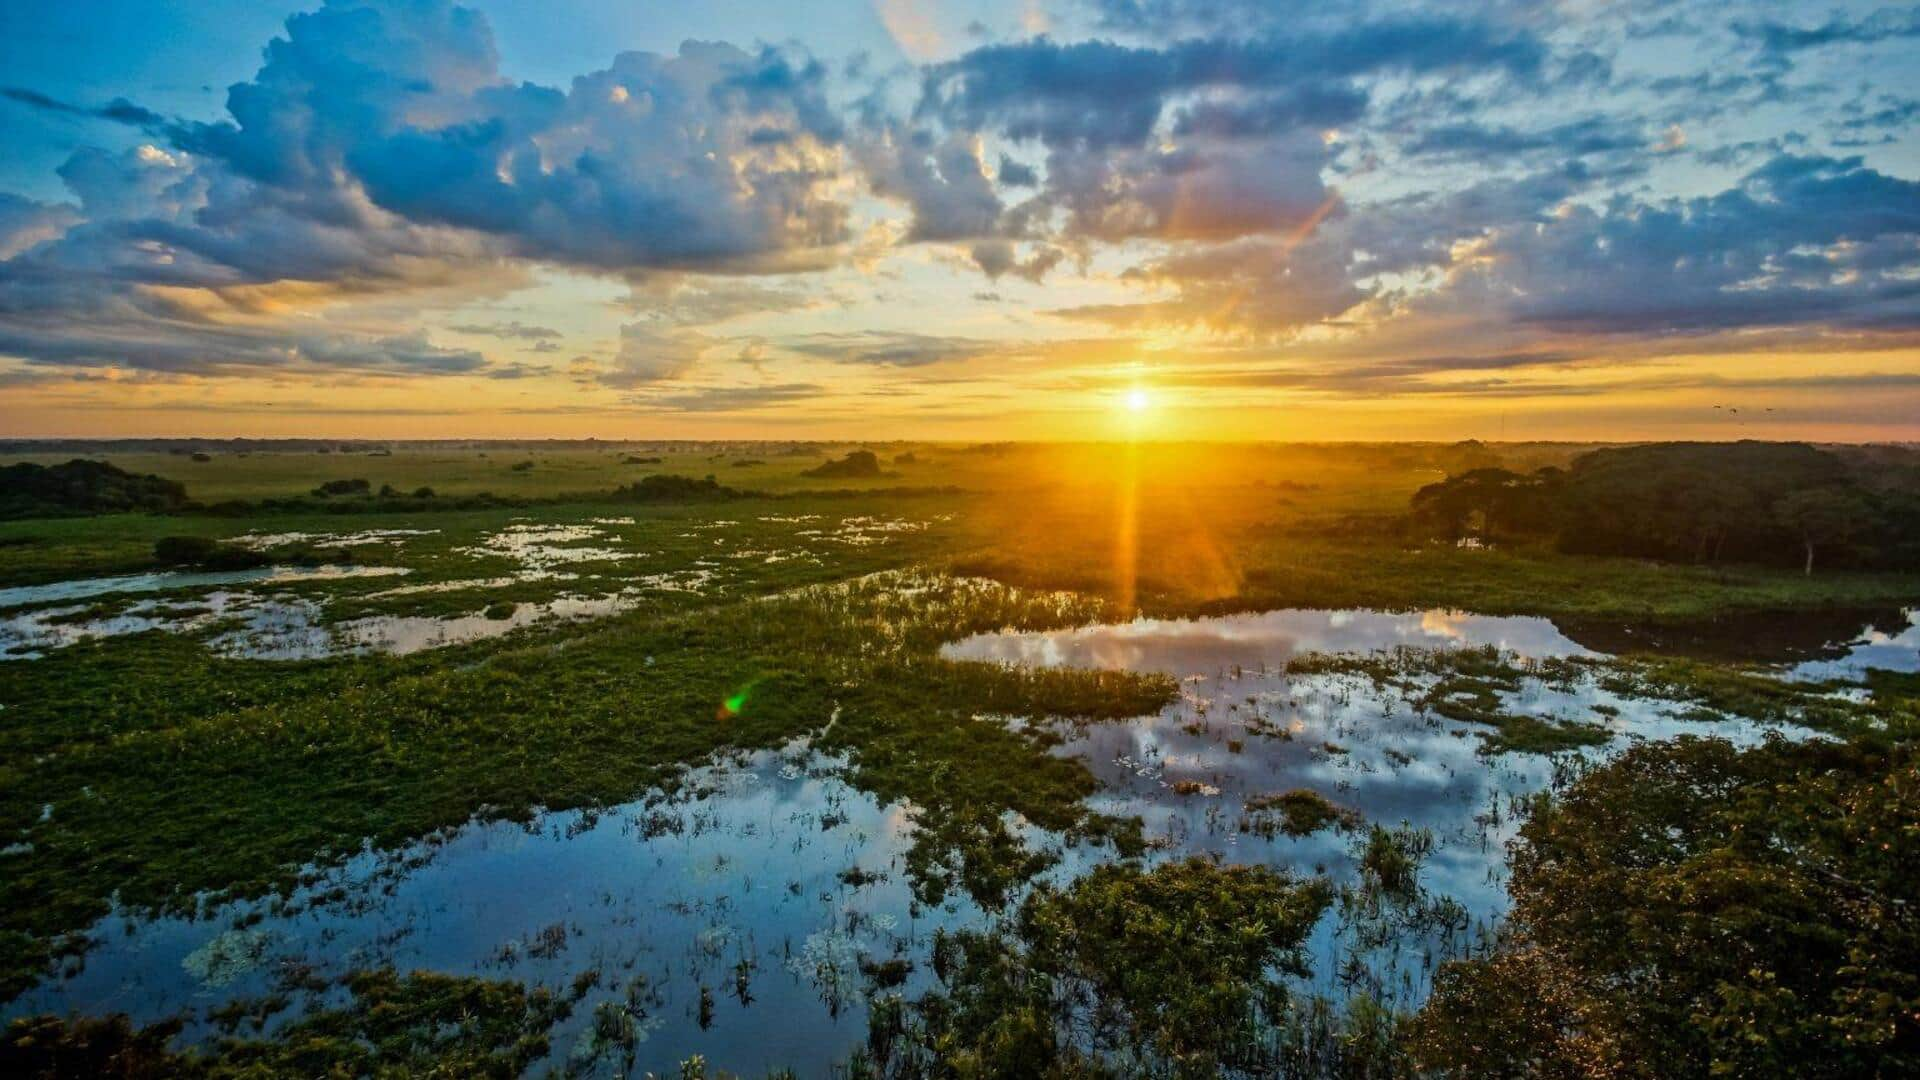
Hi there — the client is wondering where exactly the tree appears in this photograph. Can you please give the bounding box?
[1774,488,1876,575]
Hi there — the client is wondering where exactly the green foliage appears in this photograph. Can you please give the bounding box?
[310,478,371,497]
[0,460,188,519]
[0,969,570,1078]
[1415,735,1920,1077]
[1242,789,1362,838]
[804,451,885,479]
[877,859,1334,1079]
[612,473,749,501]
[151,535,269,571]
[1407,441,1917,572]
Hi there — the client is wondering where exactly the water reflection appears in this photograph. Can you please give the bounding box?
[942,608,1598,674]
[11,746,987,1078]
[6,603,1895,1074]
[0,565,409,609]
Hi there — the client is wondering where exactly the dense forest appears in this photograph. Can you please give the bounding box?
[1412,442,1920,572]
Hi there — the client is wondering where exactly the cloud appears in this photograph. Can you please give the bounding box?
[0,1,860,383]
[0,194,78,259]
[598,321,709,387]
[1738,8,1920,54]
[1,87,166,129]
[882,14,1547,261]
[625,381,823,411]
[781,331,1001,366]
[1055,227,1362,335]
[0,304,487,375]
[1460,154,1920,336]
[447,320,560,340]
[171,2,852,274]
[918,18,1546,151]
[1405,117,1647,161]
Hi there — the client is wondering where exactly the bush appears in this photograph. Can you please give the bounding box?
[311,478,371,498]
[612,474,747,502]
[153,536,268,570]
[803,451,884,479]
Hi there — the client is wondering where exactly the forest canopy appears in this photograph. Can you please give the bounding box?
[1410,442,1920,572]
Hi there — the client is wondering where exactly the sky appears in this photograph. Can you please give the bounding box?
[0,0,1916,442]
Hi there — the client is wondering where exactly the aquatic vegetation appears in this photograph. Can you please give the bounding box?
[1,969,573,1077]
[873,859,1333,1078]
[1241,789,1361,838]
[182,928,276,989]
[1414,733,1920,1077]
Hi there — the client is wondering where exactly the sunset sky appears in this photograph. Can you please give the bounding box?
[0,0,1916,441]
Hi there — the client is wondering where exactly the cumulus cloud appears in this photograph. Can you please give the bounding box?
[0,194,78,259]
[2,0,1917,406]
[173,3,851,273]
[1459,154,1920,335]
[0,0,862,381]
[598,321,710,387]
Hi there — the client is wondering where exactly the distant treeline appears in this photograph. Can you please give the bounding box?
[1410,441,1920,572]
[0,438,869,455]
[0,459,961,520]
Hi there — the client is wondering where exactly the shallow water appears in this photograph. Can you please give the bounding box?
[943,608,1793,998]
[1783,607,1920,681]
[6,603,1828,1075]
[941,608,1599,674]
[217,592,656,659]
[10,745,982,1078]
[0,565,409,609]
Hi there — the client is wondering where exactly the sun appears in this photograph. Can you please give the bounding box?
[1125,388,1152,413]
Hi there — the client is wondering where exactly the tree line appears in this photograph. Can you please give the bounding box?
[1410,441,1920,573]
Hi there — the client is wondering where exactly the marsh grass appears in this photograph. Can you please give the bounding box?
[0,572,1171,998]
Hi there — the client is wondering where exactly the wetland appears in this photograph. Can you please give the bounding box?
[1,440,1917,1077]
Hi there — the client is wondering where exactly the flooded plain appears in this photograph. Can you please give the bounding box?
[10,598,1908,1074]
[0,514,941,662]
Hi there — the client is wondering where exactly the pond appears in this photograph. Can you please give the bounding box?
[5,603,1907,1075]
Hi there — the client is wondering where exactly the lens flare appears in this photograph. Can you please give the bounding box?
[717,682,754,721]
